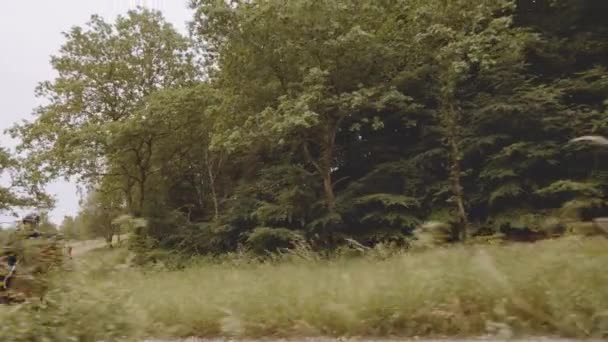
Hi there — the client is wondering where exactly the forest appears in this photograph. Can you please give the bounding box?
[3,0,608,258]
[2,0,608,340]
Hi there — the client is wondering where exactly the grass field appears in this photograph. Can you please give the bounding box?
[2,236,608,341]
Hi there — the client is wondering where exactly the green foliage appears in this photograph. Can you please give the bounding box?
[112,214,147,232]
[355,194,420,210]
[0,146,52,213]
[9,7,198,219]
[21,237,608,339]
[345,193,421,243]
[537,179,602,198]
[0,280,138,341]
[0,247,143,341]
[245,227,303,255]
[493,209,544,231]
[2,2,608,339]
[8,0,608,255]
[249,165,319,227]
[74,190,122,244]
[560,197,608,221]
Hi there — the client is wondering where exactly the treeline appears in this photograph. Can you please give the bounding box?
[11,0,608,255]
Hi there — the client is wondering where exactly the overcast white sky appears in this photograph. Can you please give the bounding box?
[0,0,192,225]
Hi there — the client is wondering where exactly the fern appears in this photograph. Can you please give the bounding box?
[560,197,608,220]
[426,208,456,222]
[536,180,602,198]
[489,182,525,206]
[489,142,561,163]
[479,168,517,182]
[461,134,511,156]
[361,212,420,227]
[254,203,297,225]
[307,212,343,232]
[492,209,544,230]
[355,194,420,209]
[351,227,411,243]
[245,227,304,255]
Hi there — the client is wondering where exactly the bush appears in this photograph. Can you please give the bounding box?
[115,237,608,338]
[4,237,608,340]
[0,263,143,341]
[245,227,303,255]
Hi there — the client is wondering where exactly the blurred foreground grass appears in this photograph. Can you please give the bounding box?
[1,236,607,341]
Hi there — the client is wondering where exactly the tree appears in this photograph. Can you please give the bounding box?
[36,212,59,234]
[11,7,199,216]
[76,190,122,246]
[395,0,537,239]
[191,0,414,214]
[0,146,52,215]
[59,216,79,240]
[10,0,608,257]
[140,85,230,221]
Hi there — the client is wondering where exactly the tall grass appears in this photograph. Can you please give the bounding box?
[2,236,608,340]
[0,247,144,341]
[126,237,608,338]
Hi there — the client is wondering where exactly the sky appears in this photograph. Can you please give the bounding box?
[0,0,192,226]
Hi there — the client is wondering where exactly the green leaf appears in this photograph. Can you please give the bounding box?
[355,194,420,209]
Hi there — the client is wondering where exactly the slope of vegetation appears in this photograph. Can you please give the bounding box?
[128,237,608,339]
[2,237,608,341]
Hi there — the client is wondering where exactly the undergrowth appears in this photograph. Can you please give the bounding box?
[1,237,608,340]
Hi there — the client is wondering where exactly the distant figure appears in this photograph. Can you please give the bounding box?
[67,245,73,259]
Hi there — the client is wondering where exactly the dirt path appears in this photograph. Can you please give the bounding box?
[69,239,107,256]
[68,234,129,257]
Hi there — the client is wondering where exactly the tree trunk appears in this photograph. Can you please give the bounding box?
[322,168,336,212]
[303,131,337,213]
[125,193,133,214]
[137,170,147,217]
[441,97,470,240]
[321,125,338,213]
[132,138,153,217]
[193,177,205,214]
[209,171,219,220]
[204,149,220,221]
[449,138,469,240]
[122,179,135,215]
[105,232,113,248]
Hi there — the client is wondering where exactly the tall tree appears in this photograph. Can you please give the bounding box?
[76,190,122,246]
[191,0,414,214]
[138,85,231,221]
[401,0,536,238]
[10,0,608,256]
[11,7,198,215]
[0,146,52,215]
